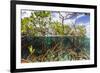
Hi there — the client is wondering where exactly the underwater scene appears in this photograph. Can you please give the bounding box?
[21,10,90,63]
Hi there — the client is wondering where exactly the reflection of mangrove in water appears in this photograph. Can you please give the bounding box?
[21,36,90,63]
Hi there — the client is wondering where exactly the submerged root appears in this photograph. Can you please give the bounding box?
[22,47,90,63]
[66,48,90,60]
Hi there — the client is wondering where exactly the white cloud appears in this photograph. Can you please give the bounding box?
[76,14,85,19]
[51,13,62,22]
[64,19,73,24]
[21,10,31,18]
[64,14,85,25]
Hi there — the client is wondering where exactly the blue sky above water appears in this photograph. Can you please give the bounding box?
[75,14,90,25]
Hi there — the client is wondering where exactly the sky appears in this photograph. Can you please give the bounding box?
[21,10,90,37]
[51,11,90,26]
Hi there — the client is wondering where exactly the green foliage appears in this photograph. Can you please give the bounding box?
[50,21,71,35]
[21,17,29,33]
[76,25,86,36]
[28,45,35,55]
[34,11,51,18]
[29,11,51,36]
[51,21,64,35]
[21,17,36,36]
[21,11,86,37]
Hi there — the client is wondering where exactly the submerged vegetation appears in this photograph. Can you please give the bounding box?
[21,10,90,63]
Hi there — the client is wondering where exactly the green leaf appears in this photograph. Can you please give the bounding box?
[28,45,35,54]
